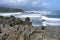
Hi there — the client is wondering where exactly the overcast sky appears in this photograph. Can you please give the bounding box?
[0,0,60,10]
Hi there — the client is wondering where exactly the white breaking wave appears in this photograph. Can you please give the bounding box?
[0,12,60,26]
[25,11,52,15]
[0,12,22,16]
[41,16,60,26]
[18,14,41,17]
[41,16,60,21]
[14,13,42,18]
[42,22,60,26]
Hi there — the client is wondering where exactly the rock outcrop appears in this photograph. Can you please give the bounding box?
[23,17,32,26]
[0,16,60,40]
[0,25,60,40]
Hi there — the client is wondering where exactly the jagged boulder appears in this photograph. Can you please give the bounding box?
[23,17,32,26]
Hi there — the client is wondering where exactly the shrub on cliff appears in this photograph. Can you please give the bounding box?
[0,16,4,19]
[0,15,23,26]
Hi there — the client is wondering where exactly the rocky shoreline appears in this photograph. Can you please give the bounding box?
[0,16,60,40]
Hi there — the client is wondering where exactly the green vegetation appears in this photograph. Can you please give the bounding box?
[17,18,23,24]
[0,16,4,19]
[0,16,23,26]
[0,7,24,12]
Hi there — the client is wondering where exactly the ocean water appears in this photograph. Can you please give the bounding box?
[0,11,60,26]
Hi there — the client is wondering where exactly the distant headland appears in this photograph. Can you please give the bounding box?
[0,7,24,13]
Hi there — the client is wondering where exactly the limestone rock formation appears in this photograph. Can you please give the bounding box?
[0,16,60,40]
[0,26,60,40]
